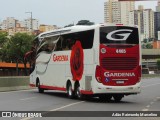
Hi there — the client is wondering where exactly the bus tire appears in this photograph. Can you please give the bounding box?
[75,82,84,100]
[66,82,74,99]
[113,95,123,102]
[99,95,112,102]
[37,81,44,93]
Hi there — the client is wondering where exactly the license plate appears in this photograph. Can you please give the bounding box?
[116,81,124,84]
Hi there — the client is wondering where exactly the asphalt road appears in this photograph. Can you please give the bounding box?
[0,77,160,120]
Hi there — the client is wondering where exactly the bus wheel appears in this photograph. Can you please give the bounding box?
[37,81,44,93]
[113,95,123,102]
[75,83,84,100]
[66,82,74,99]
[99,95,112,102]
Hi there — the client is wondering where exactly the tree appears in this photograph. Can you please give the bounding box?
[76,20,94,25]
[143,38,148,43]
[146,43,153,49]
[9,33,35,75]
[0,40,12,62]
[141,44,146,49]
[0,31,8,48]
[64,24,74,28]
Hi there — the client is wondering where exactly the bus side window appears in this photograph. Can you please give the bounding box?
[55,37,63,51]
[61,34,75,50]
[73,30,94,49]
[62,38,73,51]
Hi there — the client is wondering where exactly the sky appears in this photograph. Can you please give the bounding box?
[0,0,158,27]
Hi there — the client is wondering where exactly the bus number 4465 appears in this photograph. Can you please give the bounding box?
[116,49,126,54]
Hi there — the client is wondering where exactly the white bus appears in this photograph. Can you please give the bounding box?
[28,23,141,102]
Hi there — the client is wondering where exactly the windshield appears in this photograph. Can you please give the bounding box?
[100,26,139,45]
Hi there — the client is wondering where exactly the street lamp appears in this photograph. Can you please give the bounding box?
[25,12,33,32]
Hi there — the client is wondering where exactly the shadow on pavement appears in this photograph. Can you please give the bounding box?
[34,90,135,104]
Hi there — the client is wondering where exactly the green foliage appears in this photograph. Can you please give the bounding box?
[157,59,160,70]
[141,44,146,49]
[0,32,35,63]
[143,38,148,43]
[0,32,35,75]
[9,33,35,62]
[0,31,8,47]
[76,20,94,25]
[145,43,153,49]
[0,40,12,62]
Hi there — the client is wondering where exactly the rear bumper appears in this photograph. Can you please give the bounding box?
[93,82,141,94]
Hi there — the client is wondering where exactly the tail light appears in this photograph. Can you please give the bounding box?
[137,65,142,83]
[95,65,102,83]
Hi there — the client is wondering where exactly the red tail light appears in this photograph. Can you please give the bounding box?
[95,65,102,83]
[138,65,142,83]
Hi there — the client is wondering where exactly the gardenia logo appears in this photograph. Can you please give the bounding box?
[104,72,135,77]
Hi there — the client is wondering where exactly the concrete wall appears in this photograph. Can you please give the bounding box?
[142,49,160,55]
[0,76,31,92]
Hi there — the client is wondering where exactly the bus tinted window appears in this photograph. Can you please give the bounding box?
[55,30,94,51]
[100,26,139,44]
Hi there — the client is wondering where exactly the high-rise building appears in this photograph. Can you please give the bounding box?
[129,8,143,34]
[104,0,121,23]
[129,6,155,39]
[120,1,135,24]
[24,18,39,31]
[156,0,160,12]
[104,0,135,24]
[0,22,2,30]
[143,9,154,39]
[1,17,17,30]
[154,0,160,39]
[0,17,40,35]
[154,12,160,39]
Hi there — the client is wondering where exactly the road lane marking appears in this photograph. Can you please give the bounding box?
[157,97,160,99]
[142,83,160,88]
[150,102,154,105]
[142,109,148,111]
[50,101,85,111]
[20,97,37,101]
[0,89,36,94]
[21,101,85,120]
[146,105,150,108]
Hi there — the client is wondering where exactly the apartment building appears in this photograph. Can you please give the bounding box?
[143,9,155,39]
[24,18,39,31]
[39,24,58,32]
[7,23,29,36]
[129,8,144,34]
[129,6,155,39]
[1,17,17,30]
[154,0,160,38]
[104,0,135,24]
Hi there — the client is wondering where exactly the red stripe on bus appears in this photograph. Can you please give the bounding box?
[31,84,93,94]
[40,85,66,91]
[30,84,36,87]
[81,90,93,95]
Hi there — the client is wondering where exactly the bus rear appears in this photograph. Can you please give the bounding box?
[95,25,141,100]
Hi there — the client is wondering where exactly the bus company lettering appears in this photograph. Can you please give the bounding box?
[53,54,68,62]
[104,72,135,77]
